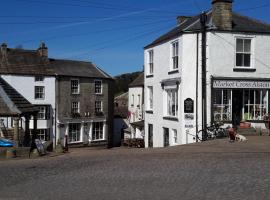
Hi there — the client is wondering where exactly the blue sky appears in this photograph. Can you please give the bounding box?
[1,0,270,76]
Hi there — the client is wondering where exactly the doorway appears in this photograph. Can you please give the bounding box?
[163,128,169,147]
[232,90,243,126]
[148,124,153,148]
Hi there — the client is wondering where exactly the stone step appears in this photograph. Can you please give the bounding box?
[237,127,270,136]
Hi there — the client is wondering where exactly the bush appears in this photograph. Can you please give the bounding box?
[123,138,145,148]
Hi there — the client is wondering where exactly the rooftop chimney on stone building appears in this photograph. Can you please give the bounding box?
[37,42,48,58]
[212,0,233,30]
[1,43,7,56]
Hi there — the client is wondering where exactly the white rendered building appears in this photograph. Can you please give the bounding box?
[144,0,270,147]
[128,72,144,139]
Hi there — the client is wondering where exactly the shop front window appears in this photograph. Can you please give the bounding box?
[213,89,269,122]
[213,90,232,121]
[243,90,268,120]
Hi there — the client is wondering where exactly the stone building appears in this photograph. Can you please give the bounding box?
[0,43,114,148]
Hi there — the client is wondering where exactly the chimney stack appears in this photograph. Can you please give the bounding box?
[177,16,191,25]
[212,0,233,30]
[38,42,48,58]
[1,43,7,56]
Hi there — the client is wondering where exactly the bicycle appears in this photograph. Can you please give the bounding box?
[197,122,226,141]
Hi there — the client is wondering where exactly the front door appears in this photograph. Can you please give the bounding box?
[148,124,153,148]
[163,128,169,147]
[232,90,243,126]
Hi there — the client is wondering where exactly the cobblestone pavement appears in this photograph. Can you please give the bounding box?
[0,136,270,200]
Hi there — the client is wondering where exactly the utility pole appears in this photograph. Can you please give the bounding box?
[200,12,208,141]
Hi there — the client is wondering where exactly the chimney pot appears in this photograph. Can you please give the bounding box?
[38,42,48,58]
[212,0,233,30]
[1,43,7,58]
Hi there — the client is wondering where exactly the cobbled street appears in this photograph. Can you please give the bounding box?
[1,136,270,200]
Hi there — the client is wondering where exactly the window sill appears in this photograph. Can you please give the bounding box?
[233,68,256,72]
[91,139,106,142]
[146,74,154,78]
[168,70,179,75]
[146,110,153,114]
[68,141,83,144]
[163,116,179,122]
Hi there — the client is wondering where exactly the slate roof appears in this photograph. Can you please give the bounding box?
[50,59,111,78]
[0,48,54,76]
[0,77,37,116]
[0,47,112,79]
[129,72,144,88]
[145,11,270,49]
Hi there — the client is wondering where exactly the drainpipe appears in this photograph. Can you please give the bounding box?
[196,33,199,142]
[200,12,208,141]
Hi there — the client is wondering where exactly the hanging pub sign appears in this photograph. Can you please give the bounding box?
[184,98,194,113]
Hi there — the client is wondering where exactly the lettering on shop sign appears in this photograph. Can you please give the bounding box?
[213,80,270,89]
[184,98,194,113]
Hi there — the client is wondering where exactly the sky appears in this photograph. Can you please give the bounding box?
[1,0,270,76]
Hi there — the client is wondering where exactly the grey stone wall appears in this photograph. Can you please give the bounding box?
[56,76,114,146]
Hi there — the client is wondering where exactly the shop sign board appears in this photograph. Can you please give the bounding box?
[213,80,270,89]
[184,98,194,113]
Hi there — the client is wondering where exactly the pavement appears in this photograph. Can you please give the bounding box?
[0,136,270,200]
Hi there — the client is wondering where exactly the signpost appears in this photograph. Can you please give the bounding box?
[184,98,195,129]
[35,139,46,156]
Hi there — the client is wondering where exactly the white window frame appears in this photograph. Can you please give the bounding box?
[243,89,268,121]
[68,123,82,143]
[172,129,177,144]
[37,129,47,141]
[35,76,44,82]
[95,101,103,113]
[213,90,232,121]
[147,86,153,110]
[37,106,46,120]
[35,86,45,100]
[235,37,253,68]
[92,122,105,141]
[71,102,80,114]
[71,79,80,94]
[165,89,178,118]
[131,94,135,107]
[171,40,179,71]
[148,50,154,75]
[95,80,102,94]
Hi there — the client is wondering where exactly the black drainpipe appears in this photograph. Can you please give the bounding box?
[200,12,207,141]
[196,32,199,142]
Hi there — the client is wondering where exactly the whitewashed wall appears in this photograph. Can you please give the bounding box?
[128,87,144,138]
[144,36,186,148]
[1,75,56,145]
